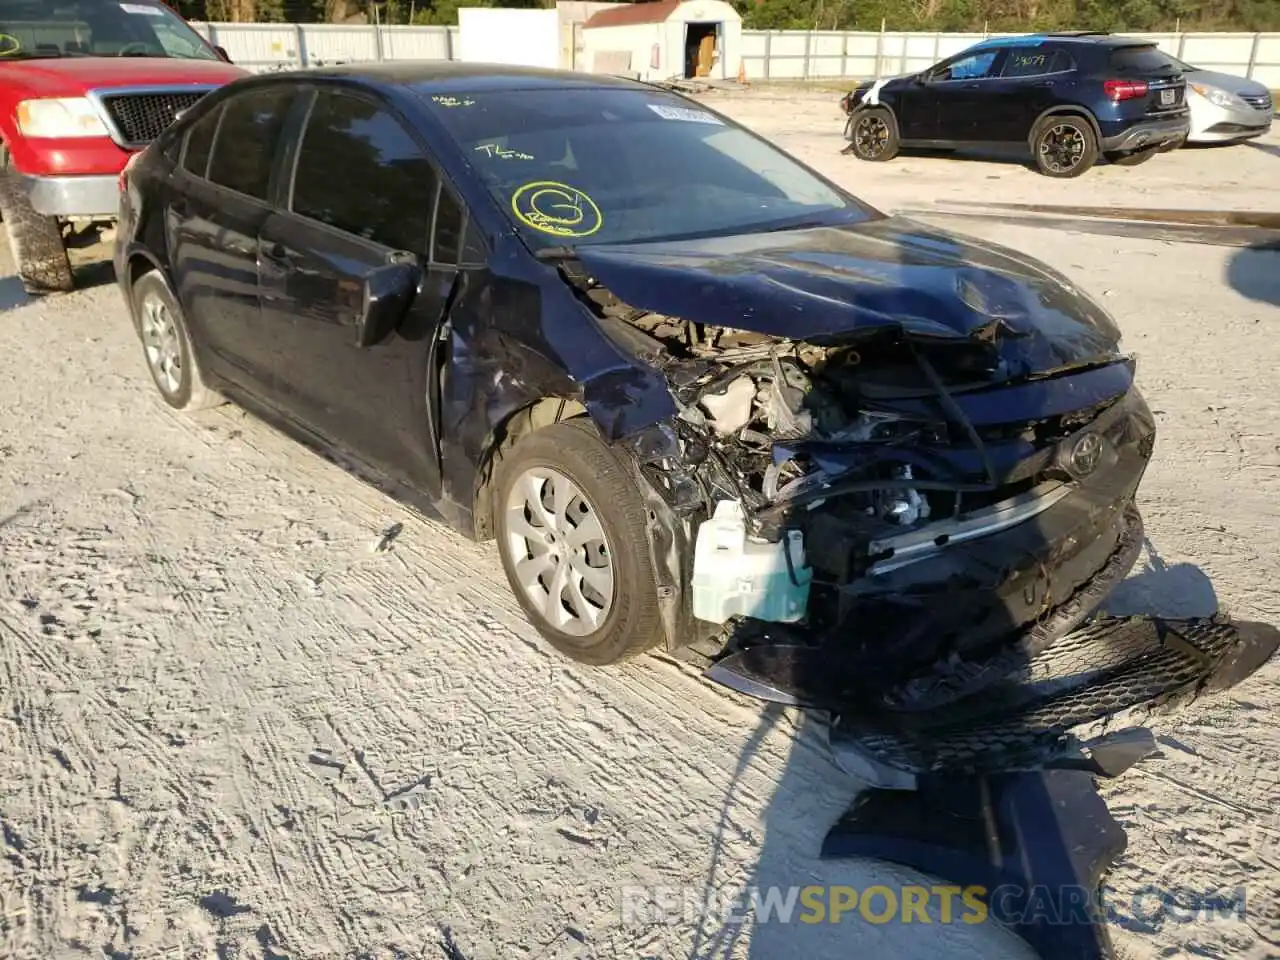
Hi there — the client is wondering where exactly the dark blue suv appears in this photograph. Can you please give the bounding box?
[839,32,1190,177]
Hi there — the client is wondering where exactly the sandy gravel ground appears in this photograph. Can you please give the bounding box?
[1,89,1278,960]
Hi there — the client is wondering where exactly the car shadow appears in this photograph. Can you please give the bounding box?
[1244,140,1280,160]
[1098,537,1219,618]
[0,253,117,313]
[1225,240,1280,308]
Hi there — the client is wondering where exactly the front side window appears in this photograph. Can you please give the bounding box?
[936,49,1001,81]
[423,87,868,251]
[207,87,293,200]
[291,90,436,254]
[182,104,222,178]
[0,0,218,61]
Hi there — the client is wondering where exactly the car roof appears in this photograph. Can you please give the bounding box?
[968,32,1158,51]
[255,61,651,95]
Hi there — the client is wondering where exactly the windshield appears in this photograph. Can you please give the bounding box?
[421,86,869,249]
[0,0,217,61]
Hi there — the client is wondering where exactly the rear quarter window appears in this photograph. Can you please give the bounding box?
[1110,45,1179,73]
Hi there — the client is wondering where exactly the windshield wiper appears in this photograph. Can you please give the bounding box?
[534,245,578,261]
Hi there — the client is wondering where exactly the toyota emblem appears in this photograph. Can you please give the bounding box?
[1069,432,1104,477]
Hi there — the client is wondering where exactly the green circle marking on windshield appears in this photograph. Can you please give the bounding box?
[511,181,602,239]
[0,35,21,57]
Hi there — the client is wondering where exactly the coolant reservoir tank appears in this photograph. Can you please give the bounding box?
[692,500,812,625]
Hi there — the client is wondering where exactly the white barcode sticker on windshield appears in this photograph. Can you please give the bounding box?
[121,3,165,14]
[647,103,723,125]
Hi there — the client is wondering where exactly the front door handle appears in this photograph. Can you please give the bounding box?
[261,242,294,268]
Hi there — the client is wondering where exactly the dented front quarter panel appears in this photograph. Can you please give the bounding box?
[435,239,679,536]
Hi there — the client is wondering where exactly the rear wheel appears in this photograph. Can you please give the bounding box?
[494,417,663,665]
[1104,148,1156,166]
[0,152,73,294]
[1031,116,1098,178]
[847,108,899,162]
[131,270,223,412]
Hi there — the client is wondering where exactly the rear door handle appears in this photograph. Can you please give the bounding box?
[1034,79,1056,88]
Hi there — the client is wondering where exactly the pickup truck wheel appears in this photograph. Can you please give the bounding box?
[0,162,74,294]
[494,417,663,666]
[131,270,222,412]
[1031,116,1098,178]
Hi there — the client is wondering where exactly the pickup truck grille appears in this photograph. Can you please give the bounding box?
[99,90,211,146]
[1240,91,1273,113]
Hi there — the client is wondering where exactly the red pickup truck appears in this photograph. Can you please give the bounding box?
[0,0,244,293]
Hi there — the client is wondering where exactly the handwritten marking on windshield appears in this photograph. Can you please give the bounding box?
[121,2,166,14]
[511,181,602,238]
[475,143,535,160]
[432,95,475,108]
[647,103,724,125]
[0,34,20,56]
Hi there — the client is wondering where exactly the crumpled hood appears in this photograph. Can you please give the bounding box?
[0,57,245,99]
[572,216,1125,376]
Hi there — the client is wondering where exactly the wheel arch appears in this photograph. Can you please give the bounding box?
[470,395,590,542]
[121,246,172,332]
[852,102,902,141]
[1028,106,1102,148]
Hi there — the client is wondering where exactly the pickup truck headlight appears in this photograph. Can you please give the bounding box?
[1189,83,1244,111]
[15,97,110,138]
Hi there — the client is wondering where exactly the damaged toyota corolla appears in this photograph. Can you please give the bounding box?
[118,65,1155,713]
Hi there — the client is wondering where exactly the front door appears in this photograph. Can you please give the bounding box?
[257,87,466,491]
[166,85,294,393]
[929,48,1006,141]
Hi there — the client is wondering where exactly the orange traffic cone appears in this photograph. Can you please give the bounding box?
[737,60,747,85]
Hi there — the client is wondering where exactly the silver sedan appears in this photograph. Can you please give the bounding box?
[1173,57,1274,144]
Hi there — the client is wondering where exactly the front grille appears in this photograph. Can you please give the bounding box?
[1240,91,1274,113]
[100,91,210,146]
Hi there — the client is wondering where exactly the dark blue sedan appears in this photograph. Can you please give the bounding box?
[115,63,1156,711]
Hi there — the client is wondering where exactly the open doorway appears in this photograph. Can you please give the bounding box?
[683,22,720,78]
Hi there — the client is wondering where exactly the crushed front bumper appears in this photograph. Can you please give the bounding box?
[705,389,1158,711]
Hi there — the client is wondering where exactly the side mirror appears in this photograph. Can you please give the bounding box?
[214,45,232,62]
[357,260,421,348]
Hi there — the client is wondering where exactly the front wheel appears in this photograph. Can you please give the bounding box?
[1031,116,1098,178]
[847,108,900,162]
[0,158,73,294]
[494,417,663,666]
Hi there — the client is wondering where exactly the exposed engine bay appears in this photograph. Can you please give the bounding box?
[561,260,1154,696]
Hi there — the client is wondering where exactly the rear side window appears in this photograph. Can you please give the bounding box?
[291,90,437,253]
[207,87,293,200]
[182,104,222,178]
[1111,45,1179,74]
[1001,48,1073,78]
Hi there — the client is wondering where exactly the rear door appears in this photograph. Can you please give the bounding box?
[167,85,295,393]
[258,85,481,491]
[929,48,1007,141]
[984,47,1077,141]
[1109,43,1187,120]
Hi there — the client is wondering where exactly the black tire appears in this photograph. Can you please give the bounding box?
[494,417,663,666]
[0,152,73,294]
[847,107,900,162]
[1030,115,1098,178]
[1104,148,1156,167]
[130,270,222,412]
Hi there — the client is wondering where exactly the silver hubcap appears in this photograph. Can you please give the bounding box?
[504,467,614,637]
[140,293,183,395]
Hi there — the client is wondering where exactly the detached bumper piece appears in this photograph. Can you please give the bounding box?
[825,615,1279,783]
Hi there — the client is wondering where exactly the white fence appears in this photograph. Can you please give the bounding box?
[191,22,1280,87]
